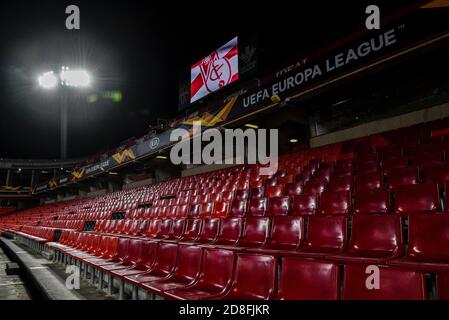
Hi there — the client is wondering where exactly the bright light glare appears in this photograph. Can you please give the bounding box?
[38,71,58,89]
[60,68,91,87]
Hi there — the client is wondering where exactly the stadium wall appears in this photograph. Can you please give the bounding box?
[310,101,449,148]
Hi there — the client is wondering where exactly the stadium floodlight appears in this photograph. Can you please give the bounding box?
[38,71,58,89]
[60,67,91,87]
[36,66,92,160]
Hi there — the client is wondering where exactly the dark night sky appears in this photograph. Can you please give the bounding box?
[0,0,413,159]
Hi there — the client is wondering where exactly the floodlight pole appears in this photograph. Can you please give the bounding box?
[60,90,68,159]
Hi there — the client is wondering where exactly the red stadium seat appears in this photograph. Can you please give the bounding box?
[276,258,339,300]
[266,216,304,250]
[266,185,284,198]
[163,248,234,300]
[393,184,440,215]
[327,215,403,263]
[199,203,214,219]
[147,220,162,238]
[197,218,220,243]
[389,214,449,272]
[303,179,327,195]
[342,265,427,300]
[212,202,230,218]
[355,171,383,191]
[98,238,143,271]
[124,243,178,287]
[107,240,157,278]
[421,163,449,188]
[266,196,291,216]
[214,218,242,246]
[140,245,203,294]
[387,167,419,189]
[354,187,390,214]
[250,187,265,199]
[382,157,408,175]
[156,219,172,239]
[318,191,351,215]
[357,159,381,174]
[284,182,303,197]
[217,253,277,300]
[108,241,158,279]
[409,150,444,167]
[296,215,347,257]
[333,160,353,177]
[239,217,270,248]
[169,219,186,240]
[247,198,267,217]
[181,219,203,242]
[235,189,250,201]
[176,204,190,219]
[291,194,317,216]
[327,175,352,192]
[230,199,247,218]
[188,204,201,219]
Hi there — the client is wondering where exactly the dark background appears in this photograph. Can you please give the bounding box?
[0,0,413,159]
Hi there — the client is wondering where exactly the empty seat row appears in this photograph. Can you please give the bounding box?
[51,237,447,300]
[87,213,449,270]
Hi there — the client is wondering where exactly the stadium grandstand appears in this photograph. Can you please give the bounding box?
[1,0,449,309]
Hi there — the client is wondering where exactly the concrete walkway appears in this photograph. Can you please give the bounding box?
[0,245,30,300]
[0,237,81,300]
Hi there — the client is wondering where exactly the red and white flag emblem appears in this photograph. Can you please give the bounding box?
[190,37,239,103]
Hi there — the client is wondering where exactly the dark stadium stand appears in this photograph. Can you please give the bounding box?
[2,117,449,300]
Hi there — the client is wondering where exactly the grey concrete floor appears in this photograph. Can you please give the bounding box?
[0,248,31,300]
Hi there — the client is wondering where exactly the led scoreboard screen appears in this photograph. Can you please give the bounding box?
[190,37,239,103]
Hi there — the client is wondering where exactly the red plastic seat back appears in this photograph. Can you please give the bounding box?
[125,239,144,265]
[318,191,351,215]
[151,243,178,274]
[343,265,426,300]
[303,216,347,253]
[248,198,267,217]
[182,219,203,241]
[170,219,186,239]
[277,258,339,300]
[215,218,242,245]
[137,241,158,269]
[354,187,390,214]
[226,253,277,300]
[156,219,172,238]
[266,185,284,198]
[394,184,440,214]
[213,202,230,219]
[266,196,291,216]
[197,218,220,243]
[230,199,247,218]
[406,214,449,262]
[355,172,382,191]
[115,238,130,261]
[349,215,403,256]
[268,216,303,250]
[328,175,353,192]
[291,194,317,216]
[284,182,303,197]
[239,217,270,247]
[172,245,203,281]
[387,167,419,189]
[195,248,234,292]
